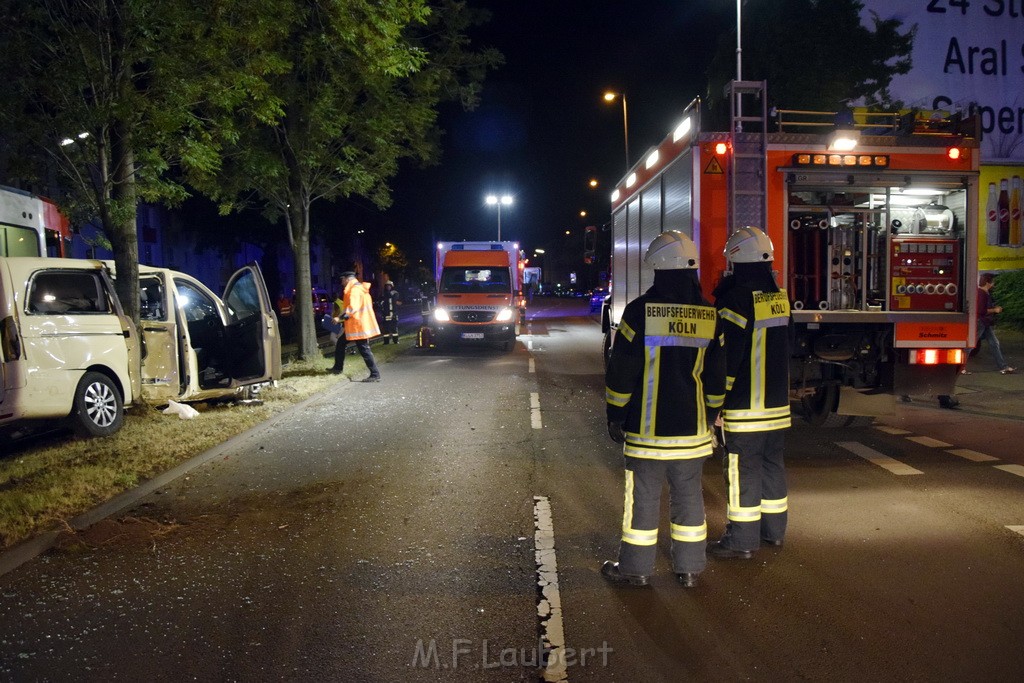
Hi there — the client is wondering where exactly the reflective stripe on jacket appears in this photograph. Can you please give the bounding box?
[343,280,380,340]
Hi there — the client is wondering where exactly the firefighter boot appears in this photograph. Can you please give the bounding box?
[600,561,650,587]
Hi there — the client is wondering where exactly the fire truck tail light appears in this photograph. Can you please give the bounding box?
[714,142,728,155]
[908,349,964,365]
[947,146,962,160]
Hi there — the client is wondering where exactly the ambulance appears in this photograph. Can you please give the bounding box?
[429,241,525,350]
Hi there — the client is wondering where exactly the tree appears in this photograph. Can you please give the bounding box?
[0,0,288,323]
[188,0,501,361]
[705,0,915,125]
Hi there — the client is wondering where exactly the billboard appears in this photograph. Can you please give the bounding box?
[860,1,1024,161]
[979,164,1024,271]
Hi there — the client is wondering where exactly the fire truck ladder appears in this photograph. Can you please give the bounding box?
[725,80,768,232]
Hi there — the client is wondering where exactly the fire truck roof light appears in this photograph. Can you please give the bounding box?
[646,150,659,169]
[625,173,637,188]
[673,117,692,142]
[828,128,860,151]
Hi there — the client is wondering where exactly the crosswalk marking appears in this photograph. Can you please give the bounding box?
[837,441,924,475]
[874,426,912,435]
[994,464,1024,479]
[946,448,999,462]
[906,435,953,448]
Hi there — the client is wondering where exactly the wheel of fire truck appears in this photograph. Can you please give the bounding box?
[799,384,872,428]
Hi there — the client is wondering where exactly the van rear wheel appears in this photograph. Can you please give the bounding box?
[69,372,124,437]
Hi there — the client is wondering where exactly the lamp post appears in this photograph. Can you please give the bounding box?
[485,194,513,240]
[603,91,630,171]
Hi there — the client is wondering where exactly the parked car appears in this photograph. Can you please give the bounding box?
[0,256,281,439]
[312,288,331,316]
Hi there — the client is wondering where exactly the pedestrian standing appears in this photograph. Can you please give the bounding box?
[973,272,1016,374]
[331,271,382,382]
[377,280,401,344]
[708,226,792,560]
[601,231,725,589]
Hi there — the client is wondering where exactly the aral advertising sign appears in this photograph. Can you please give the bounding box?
[860,1,1024,161]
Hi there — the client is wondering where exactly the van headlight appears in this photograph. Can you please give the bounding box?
[495,307,514,322]
[433,308,451,322]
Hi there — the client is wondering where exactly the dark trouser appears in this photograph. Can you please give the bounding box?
[333,335,380,378]
[720,430,788,551]
[618,456,708,576]
[381,315,399,343]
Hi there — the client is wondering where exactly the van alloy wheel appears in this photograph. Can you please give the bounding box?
[70,372,124,437]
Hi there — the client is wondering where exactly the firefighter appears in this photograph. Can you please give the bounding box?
[377,280,401,344]
[708,226,791,559]
[602,231,725,589]
[331,271,382,382]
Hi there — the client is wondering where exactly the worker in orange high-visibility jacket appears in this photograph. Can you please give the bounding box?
[708,226,792,560]
[602,231,726,590]
[332,271,382,382]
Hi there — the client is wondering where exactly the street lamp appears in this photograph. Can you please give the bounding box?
[603,91,630,170]
[485,194,513,240]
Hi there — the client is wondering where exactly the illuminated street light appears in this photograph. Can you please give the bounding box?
[603,91,630,171]
[589,178,599,188]
[579,210,587,218]
[485,194,513,240]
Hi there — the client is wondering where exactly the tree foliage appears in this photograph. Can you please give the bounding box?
[705,0,915,122]
[188,0,501,360]
[0,0,288,322]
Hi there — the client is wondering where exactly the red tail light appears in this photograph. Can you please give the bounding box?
[908,348,964,365]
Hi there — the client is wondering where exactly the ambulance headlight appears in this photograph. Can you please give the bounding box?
[433,308,451,322]
[495,307,514,322]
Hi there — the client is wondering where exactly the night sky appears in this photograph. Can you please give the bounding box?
[379,1,735,261]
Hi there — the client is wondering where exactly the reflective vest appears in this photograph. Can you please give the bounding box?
[341,280,380,340]
[716,287,792,432]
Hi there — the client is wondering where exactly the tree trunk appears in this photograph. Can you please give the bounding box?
[109,122,140,326]
[289,203,319,361]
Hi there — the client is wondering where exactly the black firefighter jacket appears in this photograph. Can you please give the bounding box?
[605,288,726,460]
[716,285,792,433]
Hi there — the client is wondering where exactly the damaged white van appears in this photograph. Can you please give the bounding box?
[0,257,281,438]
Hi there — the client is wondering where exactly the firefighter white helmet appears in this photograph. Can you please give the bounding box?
[644,230,699,270]
[725,226,775,263]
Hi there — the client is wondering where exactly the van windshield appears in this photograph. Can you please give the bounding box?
[439,267,511,294]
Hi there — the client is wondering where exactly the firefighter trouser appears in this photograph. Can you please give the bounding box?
[618,455,709,576]
[381,314,399,342]
[720,430,788,551]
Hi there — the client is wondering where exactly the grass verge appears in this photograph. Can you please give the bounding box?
[0,338,407,549]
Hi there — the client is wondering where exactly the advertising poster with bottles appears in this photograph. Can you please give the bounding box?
[981,165,1024,270]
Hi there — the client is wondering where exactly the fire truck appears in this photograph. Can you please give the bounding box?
[602,81,980,426]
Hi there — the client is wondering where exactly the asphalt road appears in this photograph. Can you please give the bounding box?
[1,297,1023,681]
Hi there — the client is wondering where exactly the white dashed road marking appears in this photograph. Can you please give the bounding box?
[529,357,536,374]
[906,435,953,448]
[534,495,568,683]
[837,441,924,475]
[875,426,912,435]
[946,448,999,462]
[531,392,543,429]
[994,464,1024,479]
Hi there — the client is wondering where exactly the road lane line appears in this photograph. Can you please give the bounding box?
[1007,526,1024,538]
[946,448,999,462]
[534,495,568,683]
[527,339,534,350]
[531,392,543,429]
[906,435,953,448]
[875,426,912,435]
[529,357,536,374]
[837,441,924,475]
[994,464,1024,479]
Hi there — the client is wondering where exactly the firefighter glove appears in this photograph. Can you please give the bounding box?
[607,420,626,444]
